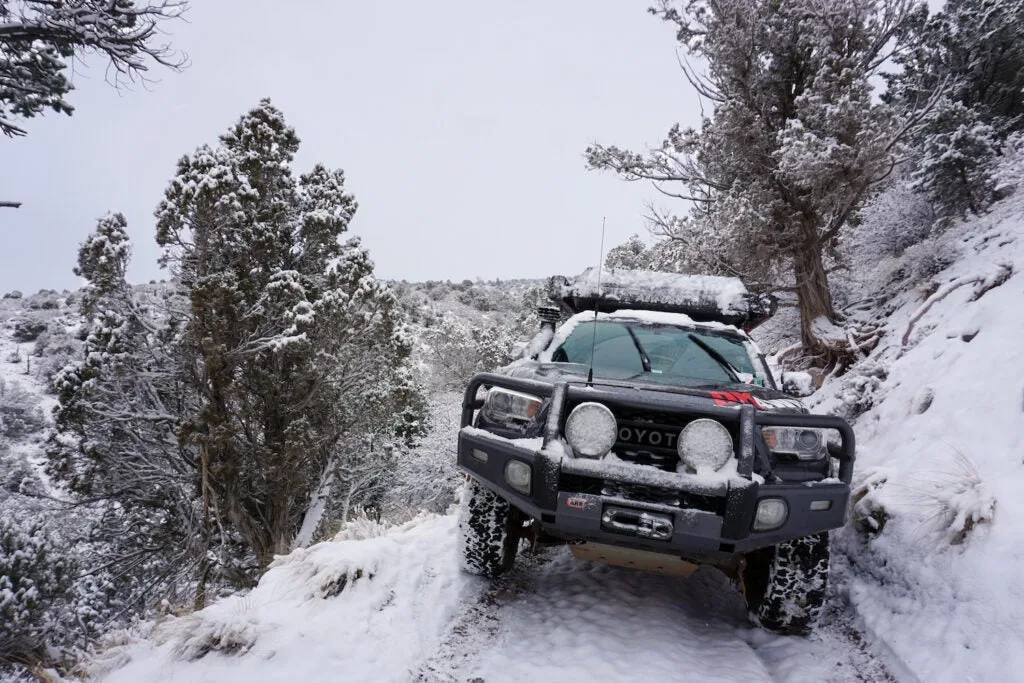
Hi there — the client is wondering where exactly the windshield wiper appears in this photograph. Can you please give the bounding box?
[625,326,652,372]
[687,334,742,384]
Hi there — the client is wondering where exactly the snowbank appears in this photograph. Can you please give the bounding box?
[809,195,1024,682]
[97,514,478,683]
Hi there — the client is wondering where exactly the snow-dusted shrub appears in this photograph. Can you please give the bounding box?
[0,383,46,439]
[904,239,958,281]
[11,320,47,344]
[903,451,996,546]
[3,291,23,300]
[424,316,519,388]
[855,181,938,258]
[831,361,887,421]
[330,508,394,542]
[0,515,74,664]
[152,597,263,661]
[379,392,463,519]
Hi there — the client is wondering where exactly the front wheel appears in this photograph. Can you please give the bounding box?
[458,477,522,578]
[740,533,830,635]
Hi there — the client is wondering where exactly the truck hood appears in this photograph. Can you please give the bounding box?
[504,360,807,414]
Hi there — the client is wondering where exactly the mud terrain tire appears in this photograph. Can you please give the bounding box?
[741,532,829,635]
[458,477,522,578]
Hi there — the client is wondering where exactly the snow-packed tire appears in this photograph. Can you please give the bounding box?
[458,477,523,578]
[741,533,830,636]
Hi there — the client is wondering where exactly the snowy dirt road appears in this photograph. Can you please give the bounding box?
[101,514,896,683]
[417,533,894,683]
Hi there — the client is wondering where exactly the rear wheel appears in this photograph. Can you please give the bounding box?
[741,533,830,635]
[458,477,522,577]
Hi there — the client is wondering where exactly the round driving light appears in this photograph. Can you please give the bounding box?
[504,460,532,495]
[677,418,734,474]
[565,402,617,458]
[753,498,788,531]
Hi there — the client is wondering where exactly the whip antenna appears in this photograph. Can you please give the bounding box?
[586,217,607,386]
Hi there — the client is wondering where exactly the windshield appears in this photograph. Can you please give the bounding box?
[549,320,765,387]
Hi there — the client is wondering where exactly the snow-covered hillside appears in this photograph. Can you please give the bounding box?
[814,194,1024,681]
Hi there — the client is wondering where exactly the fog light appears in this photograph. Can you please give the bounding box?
[810,499,832,511]
[471,449,488,463]
[753,498,788,531]
[504,460,532,495]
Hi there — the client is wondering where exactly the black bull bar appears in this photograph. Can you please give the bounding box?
[460,373,855,484]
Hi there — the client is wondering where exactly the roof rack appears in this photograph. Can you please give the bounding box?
[548,268,776,330]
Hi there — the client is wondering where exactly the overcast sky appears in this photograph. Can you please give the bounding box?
[0,0,699,293]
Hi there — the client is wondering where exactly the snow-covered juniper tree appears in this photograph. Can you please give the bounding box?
[156,99,426,566]
[50,212,206,609]
[883,0,1024,216]
[0,0,187,138]
[588,0,922,363]
[0,516,73,667]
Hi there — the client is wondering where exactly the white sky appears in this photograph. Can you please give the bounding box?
[0,0,699,293]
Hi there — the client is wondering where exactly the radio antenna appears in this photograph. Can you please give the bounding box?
[586,217,607,386]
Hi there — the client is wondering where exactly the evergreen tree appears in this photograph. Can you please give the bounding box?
[884,0,1024,215]
[50,213,204,608]
[156,99,426,566]
[588,0,919,362]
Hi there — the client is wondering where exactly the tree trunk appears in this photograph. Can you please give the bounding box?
[792,228,839,360]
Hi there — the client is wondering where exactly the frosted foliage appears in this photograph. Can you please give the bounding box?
[564,403,616,457]
[677,419,734,474]
[0,0,185,138]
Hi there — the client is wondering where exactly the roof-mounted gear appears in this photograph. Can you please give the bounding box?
[547,268,776,331]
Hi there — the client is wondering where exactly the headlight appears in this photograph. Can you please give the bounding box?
[677,418,734,474]
[565,402,617,459]
[761,427,826,460]
[481,388,543,431]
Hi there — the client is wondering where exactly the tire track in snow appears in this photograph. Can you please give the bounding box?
[419,545,898,683]
[412,549,556,682]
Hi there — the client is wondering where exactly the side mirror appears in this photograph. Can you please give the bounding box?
[780,371,815,398]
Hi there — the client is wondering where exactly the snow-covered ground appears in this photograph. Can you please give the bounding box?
[96,513,891,683]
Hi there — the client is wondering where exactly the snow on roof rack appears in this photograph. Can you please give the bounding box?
[549,268,776,330]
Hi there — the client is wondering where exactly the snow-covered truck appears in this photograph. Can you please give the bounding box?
[456,269,855,635]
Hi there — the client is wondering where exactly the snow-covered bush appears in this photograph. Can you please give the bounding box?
[424,316,520,389]
[903,239,958,281]
[379,392,463,519]
[902,451,996,546]
[11,319,47,344]
[0,382,46,439]
[830,361,888,421]
[0,515,74,665]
